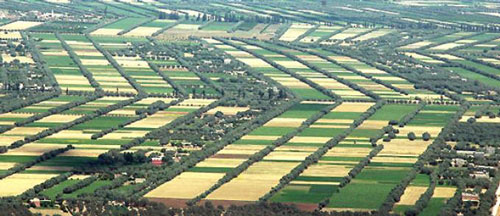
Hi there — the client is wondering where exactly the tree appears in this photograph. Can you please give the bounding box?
[422,132,431,141]
[408,132,416,141]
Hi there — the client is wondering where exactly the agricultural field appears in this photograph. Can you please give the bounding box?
[1,0,500,215]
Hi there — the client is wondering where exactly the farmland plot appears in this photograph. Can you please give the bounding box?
[31,33,95,92]
[145,56,218,96]
[202,102,334,203]
[0,95,84,127]
[91,17,151,36]
[317,49,447,101]
[206,39,330,100]
[299,25,342,43]
[59,34,138,94]
[0,96,124,147]
[326,28,371,42]
[351,29,395,42]
[428,33,499,51]
[145,102,329,205]
[124,19,176,37]
[110,55,175,94]
[271,104,418,207]
[0,21,43,30]
[279,23,315,42]
[326,105,459,211]
[253,41,371,100]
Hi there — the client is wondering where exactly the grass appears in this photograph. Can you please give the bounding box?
[446,67,500,87]
[40,179,80,199]
[63,180,112,198]
[419,198,448,215]
[271,184,337,204]
[327,167,410,209]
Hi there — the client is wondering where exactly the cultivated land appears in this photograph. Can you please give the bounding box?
[0,0,500,216]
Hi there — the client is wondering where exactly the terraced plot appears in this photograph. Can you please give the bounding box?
[0,96,127,147]
[279,23,315,42]
[270,103,418,208]
[315,49,446,101]
[351,29,395,42]
[299,25,342,43]
[325,28,371,42]
[91,17,151,36]
[59,34,137,94]
[124,19,176,37]
[31,33,94,92]
[326,105,459,211]
[110,55,175,94]
[145,56,218,96]
[206,39,330,100]
[145,101,330,205]
[252,41,371,100]
[428,33,499,51]
[0,95,84,127]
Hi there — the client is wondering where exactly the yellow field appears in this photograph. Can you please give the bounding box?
[205,161,300,201]
[216,144,266,156]
[353,29,393,41]
[37,114,82,123]
[3,143,65,156]
[90,28,122,36]
[397,186,428,205]
[264,117,305,127]
[433,187,456,198]
[332,102,374,112]
[0,21,42,30]
[237,58,272,68]
[205,106,249,115]
[0,173,58,196]
[399,41,432,49]
[145,172,225,199]
[0,31,22,39]
[279,23,314,41]
[1,54,34,64]
[124,27,161,37]
[196,158,246,168]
